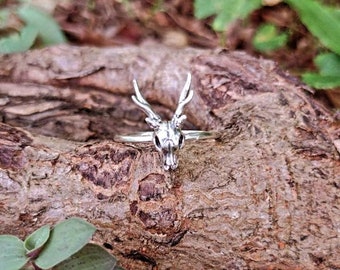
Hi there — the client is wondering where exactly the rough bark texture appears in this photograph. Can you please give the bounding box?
[0,43,339,270]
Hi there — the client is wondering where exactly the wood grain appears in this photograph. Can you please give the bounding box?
[0,43,339,269]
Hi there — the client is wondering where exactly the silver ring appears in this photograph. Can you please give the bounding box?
[114,73,217,170]
[114,130,218,143]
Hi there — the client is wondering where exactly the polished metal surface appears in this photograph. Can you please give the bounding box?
[114,73,217,170]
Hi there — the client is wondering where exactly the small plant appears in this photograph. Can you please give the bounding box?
[194,0,340,90]
[285,0,340,89]
[252,23,289,52]
[0,217,122,270]
[194,0,262,31]
[302,52,340,89]
[0,3,66,54]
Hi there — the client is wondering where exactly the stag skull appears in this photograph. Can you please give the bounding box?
[132,73,193,170]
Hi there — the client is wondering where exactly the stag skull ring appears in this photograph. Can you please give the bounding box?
[114,73,217,170]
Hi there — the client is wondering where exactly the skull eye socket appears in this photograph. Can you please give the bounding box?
[178,134,184,148]
[154,135,161,149]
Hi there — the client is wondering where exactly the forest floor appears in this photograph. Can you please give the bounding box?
[51,0,338,110]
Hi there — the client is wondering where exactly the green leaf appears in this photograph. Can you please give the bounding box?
[285,0,340,55]
[53,243,118,270]
[194,0,262,31]
[194,0,224,19]
[253,23,288,52]
[302,73,340,89]
[314,52,340,76]
[16,4,67,45]
[302,52,340,89]
[34,217,96,269]
[0,25,38,53]
[0,235,29,270]
[24,225,50,257]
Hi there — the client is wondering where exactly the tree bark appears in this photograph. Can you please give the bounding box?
[0,43,339,270]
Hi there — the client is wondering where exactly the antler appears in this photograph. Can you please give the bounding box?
[132,79,162,129]
[172,72,194,127]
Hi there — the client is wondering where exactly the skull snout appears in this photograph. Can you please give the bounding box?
[162,140,178,170]
[153,122,184,170]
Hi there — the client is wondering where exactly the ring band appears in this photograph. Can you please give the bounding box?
[114,130,218,143]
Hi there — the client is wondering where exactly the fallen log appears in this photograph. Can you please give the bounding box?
[0,43,339,269]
